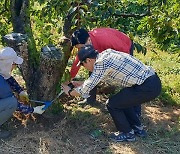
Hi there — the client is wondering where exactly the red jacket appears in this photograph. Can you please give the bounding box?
[70,28,132,78]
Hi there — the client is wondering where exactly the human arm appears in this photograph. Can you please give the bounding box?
[6,76,29,102]
[6,76,23,94]
[17,103,45,114]
[62,72,103,98]
[71,81,84,87]
[62,84,81,97]
[70,55,81,79]
[63,60,108,98]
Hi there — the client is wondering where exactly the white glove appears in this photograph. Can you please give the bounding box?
[33,105,45,114]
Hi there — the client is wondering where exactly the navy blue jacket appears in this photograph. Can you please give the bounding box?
[0,75,13,99]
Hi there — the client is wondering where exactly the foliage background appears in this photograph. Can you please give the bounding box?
[0,0,179,105]
[0,1,179,153]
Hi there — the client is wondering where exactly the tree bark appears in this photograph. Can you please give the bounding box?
[4,0,67,101]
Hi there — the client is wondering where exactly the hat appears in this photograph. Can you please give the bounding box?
[77,45,98,66]
[0,47,23,64]
[71,28,89,46]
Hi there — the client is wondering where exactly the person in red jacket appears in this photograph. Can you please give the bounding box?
[70,28,141,116]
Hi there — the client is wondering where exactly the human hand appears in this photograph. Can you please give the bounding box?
[19,91,29,102]
[33,105,45,114]
[62,84,71,95]
[71,81,83,87]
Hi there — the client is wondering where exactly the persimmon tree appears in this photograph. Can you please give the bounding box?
[0,0,179,101]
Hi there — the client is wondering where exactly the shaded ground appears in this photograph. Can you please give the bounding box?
[0,93,179,154]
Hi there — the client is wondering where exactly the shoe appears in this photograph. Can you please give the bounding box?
[136,113,141,118]
[0,129,11,139]
[110,130,136,142]
[77,99,88,105]
[133,125,147,137]
[78,99,97,106]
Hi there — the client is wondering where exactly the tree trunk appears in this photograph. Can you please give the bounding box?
[3,0,69,101]
[3,0,75,102]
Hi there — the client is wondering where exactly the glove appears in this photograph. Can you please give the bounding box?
[33,105,45,114]
[19,91,29,102]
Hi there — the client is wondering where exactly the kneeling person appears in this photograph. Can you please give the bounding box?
[0,47,44,139]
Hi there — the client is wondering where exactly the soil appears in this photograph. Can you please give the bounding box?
[0,75,180,154]
[0,92,179,154]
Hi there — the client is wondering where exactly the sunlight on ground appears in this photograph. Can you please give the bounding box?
[145,106,171,123]
[110,144,136,154]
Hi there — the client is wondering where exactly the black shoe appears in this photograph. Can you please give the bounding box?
[0,129,11,139]
[110,130,136,142]
[133,125,147,137]
[77,99,88,105]
[78,99,98,106]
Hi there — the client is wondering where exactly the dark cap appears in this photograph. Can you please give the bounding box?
[77,45,98,66]
[71,28,89,46]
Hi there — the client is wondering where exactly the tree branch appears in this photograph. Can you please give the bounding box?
[110,0,151,18]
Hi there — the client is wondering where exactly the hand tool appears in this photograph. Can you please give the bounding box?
[30,82,75,111]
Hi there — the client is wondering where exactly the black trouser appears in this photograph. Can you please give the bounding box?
[106,74,161,133]
[129,42,142,116]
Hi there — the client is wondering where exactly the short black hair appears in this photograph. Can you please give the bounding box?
[71,28,89,46]
[77,45,98,66]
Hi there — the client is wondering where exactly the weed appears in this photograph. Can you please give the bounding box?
[135,49,180,105]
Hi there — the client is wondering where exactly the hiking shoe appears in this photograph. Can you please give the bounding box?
[78,99,97,106]
[133,125,147,137]
[110,131,136,142]
[0,129,11,139]
[77,99,88,105]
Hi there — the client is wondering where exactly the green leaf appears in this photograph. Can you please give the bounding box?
[108,7,115,14]
[80,5,88,11]
[134,43,143,53]
[68,6,77,15]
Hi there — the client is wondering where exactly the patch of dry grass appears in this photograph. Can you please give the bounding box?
[1,96,179,154]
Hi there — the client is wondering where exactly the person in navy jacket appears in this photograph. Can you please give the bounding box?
[0,47,44,139]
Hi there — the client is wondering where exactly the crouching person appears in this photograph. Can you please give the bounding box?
[62,45,161,142]
[0,47,43,139]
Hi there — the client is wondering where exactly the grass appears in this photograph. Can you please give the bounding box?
[6,39,179,154]
[135,48,180,106]
[61,99,180,154]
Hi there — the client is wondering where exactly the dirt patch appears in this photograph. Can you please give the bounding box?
[0,95,179,154]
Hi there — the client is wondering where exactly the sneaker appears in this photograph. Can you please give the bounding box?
[77,99,88,105]
[136,113,141,118]
[133,125,147,137]
[110,130,136,142]
[0,129,11,139]
[78,99,97,106]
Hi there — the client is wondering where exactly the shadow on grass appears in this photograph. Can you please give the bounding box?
[1,94,179,154]
[61,94,180,154]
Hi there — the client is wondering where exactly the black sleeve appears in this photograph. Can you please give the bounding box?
[6,76,23,94]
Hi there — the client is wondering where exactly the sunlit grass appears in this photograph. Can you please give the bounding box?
[135,49,180,105]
